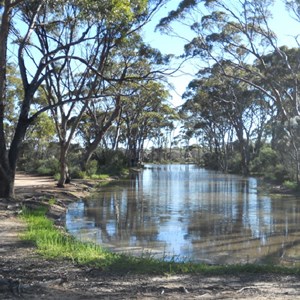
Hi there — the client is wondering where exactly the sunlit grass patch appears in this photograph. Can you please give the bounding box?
[21,207,114,266]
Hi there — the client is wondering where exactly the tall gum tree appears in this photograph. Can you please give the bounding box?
[0,0,43,199]
[0,1,12,198]
[29,0,170,187]
[159,0,300,179]
[0,0,168,198]
[79,32,173,170]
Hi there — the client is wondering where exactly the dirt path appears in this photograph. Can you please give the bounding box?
[0,174,300,299]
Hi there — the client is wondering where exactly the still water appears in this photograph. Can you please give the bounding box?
[66,164,300,265]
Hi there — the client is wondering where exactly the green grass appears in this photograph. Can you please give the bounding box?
[20,207,300,275]
[89,174,110,180]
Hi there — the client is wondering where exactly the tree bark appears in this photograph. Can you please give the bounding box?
[0,168,15,199]
[0,2,13,199]
[57,144,70,187]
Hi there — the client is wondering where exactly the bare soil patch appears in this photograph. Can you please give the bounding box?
[0,173,300,299]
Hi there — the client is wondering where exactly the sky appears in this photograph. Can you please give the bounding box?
[142,0,300,109]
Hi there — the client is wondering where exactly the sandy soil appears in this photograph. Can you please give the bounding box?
[1,173,300,299]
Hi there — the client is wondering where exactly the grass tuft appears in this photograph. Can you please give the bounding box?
[21,207,113,267]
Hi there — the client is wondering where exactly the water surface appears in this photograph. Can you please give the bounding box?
[66,164,300,265]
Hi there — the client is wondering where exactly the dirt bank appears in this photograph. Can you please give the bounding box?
[0,173,300,299]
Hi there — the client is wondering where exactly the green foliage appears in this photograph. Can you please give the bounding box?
[95,149,128,175]
[202,152,220,170]
[282,180,299,191]
[29,112,56,142]
[249,146,290,183]
[274,164,289,182]
[86,159,98,176]
[21,207,110,265]
[69,166,84,179]
[250,146,278,174]
[36,166,54,176]
[228,153,242,174]
[53,173,60,181]
[90,174,110,180]
[21,157,59,176]
[77,0,148,24]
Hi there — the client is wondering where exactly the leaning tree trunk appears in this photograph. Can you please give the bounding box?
[0,115,30,199]
[81,101,121,171]
[81,129,111,170]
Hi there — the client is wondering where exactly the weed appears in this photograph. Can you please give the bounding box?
[48,197,56,205]
[90,174,109,180]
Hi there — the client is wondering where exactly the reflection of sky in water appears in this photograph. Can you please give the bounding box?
[66,164,300,265]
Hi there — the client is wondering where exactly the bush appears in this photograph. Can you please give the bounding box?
[250,146,278,174]
[262,164,289,183]
[36,166,53,176]
[95,149,128,175]
[69,166,82,179]
[282,180,298,190]
[228,153,242,174]
[86,160,98,176]
[202,152,220,170]
[23,157,59,176]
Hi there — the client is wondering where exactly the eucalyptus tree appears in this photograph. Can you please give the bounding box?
[120,81,176,166]
[0,1,19,197]
[159,0,300,179]
[35,2,170,186]
[256,47,300,181]
[0,0,168,197]
[75,31,173,171]
[38,1,119,186]
[180,82,232,171]
[158,0,291,119]
[181,62,268,174]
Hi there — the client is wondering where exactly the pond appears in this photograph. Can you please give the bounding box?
[66,164,300,265]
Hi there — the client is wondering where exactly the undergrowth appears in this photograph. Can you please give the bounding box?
[21,207,300,276]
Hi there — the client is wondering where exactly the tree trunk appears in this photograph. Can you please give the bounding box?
[81,101,121,171]
[57,145,70,187]
[0,3,13,199]
[240,142,250,176]
[0,165,15,199]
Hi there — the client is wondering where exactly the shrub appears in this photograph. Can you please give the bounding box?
[282,180,298,190]
[250,146,278,174]
[202,152,220,170]
[36,166,53,176]
[28,157,60,176]
[273,164,289,183]
[86,160,98,176]
[228,153,242,174]
[95,149,128,175]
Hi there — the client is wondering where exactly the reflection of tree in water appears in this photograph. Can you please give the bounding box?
[77,165,300,264]
[186,178,300,264]
[187,179,250,238]
[83,174,159,247]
